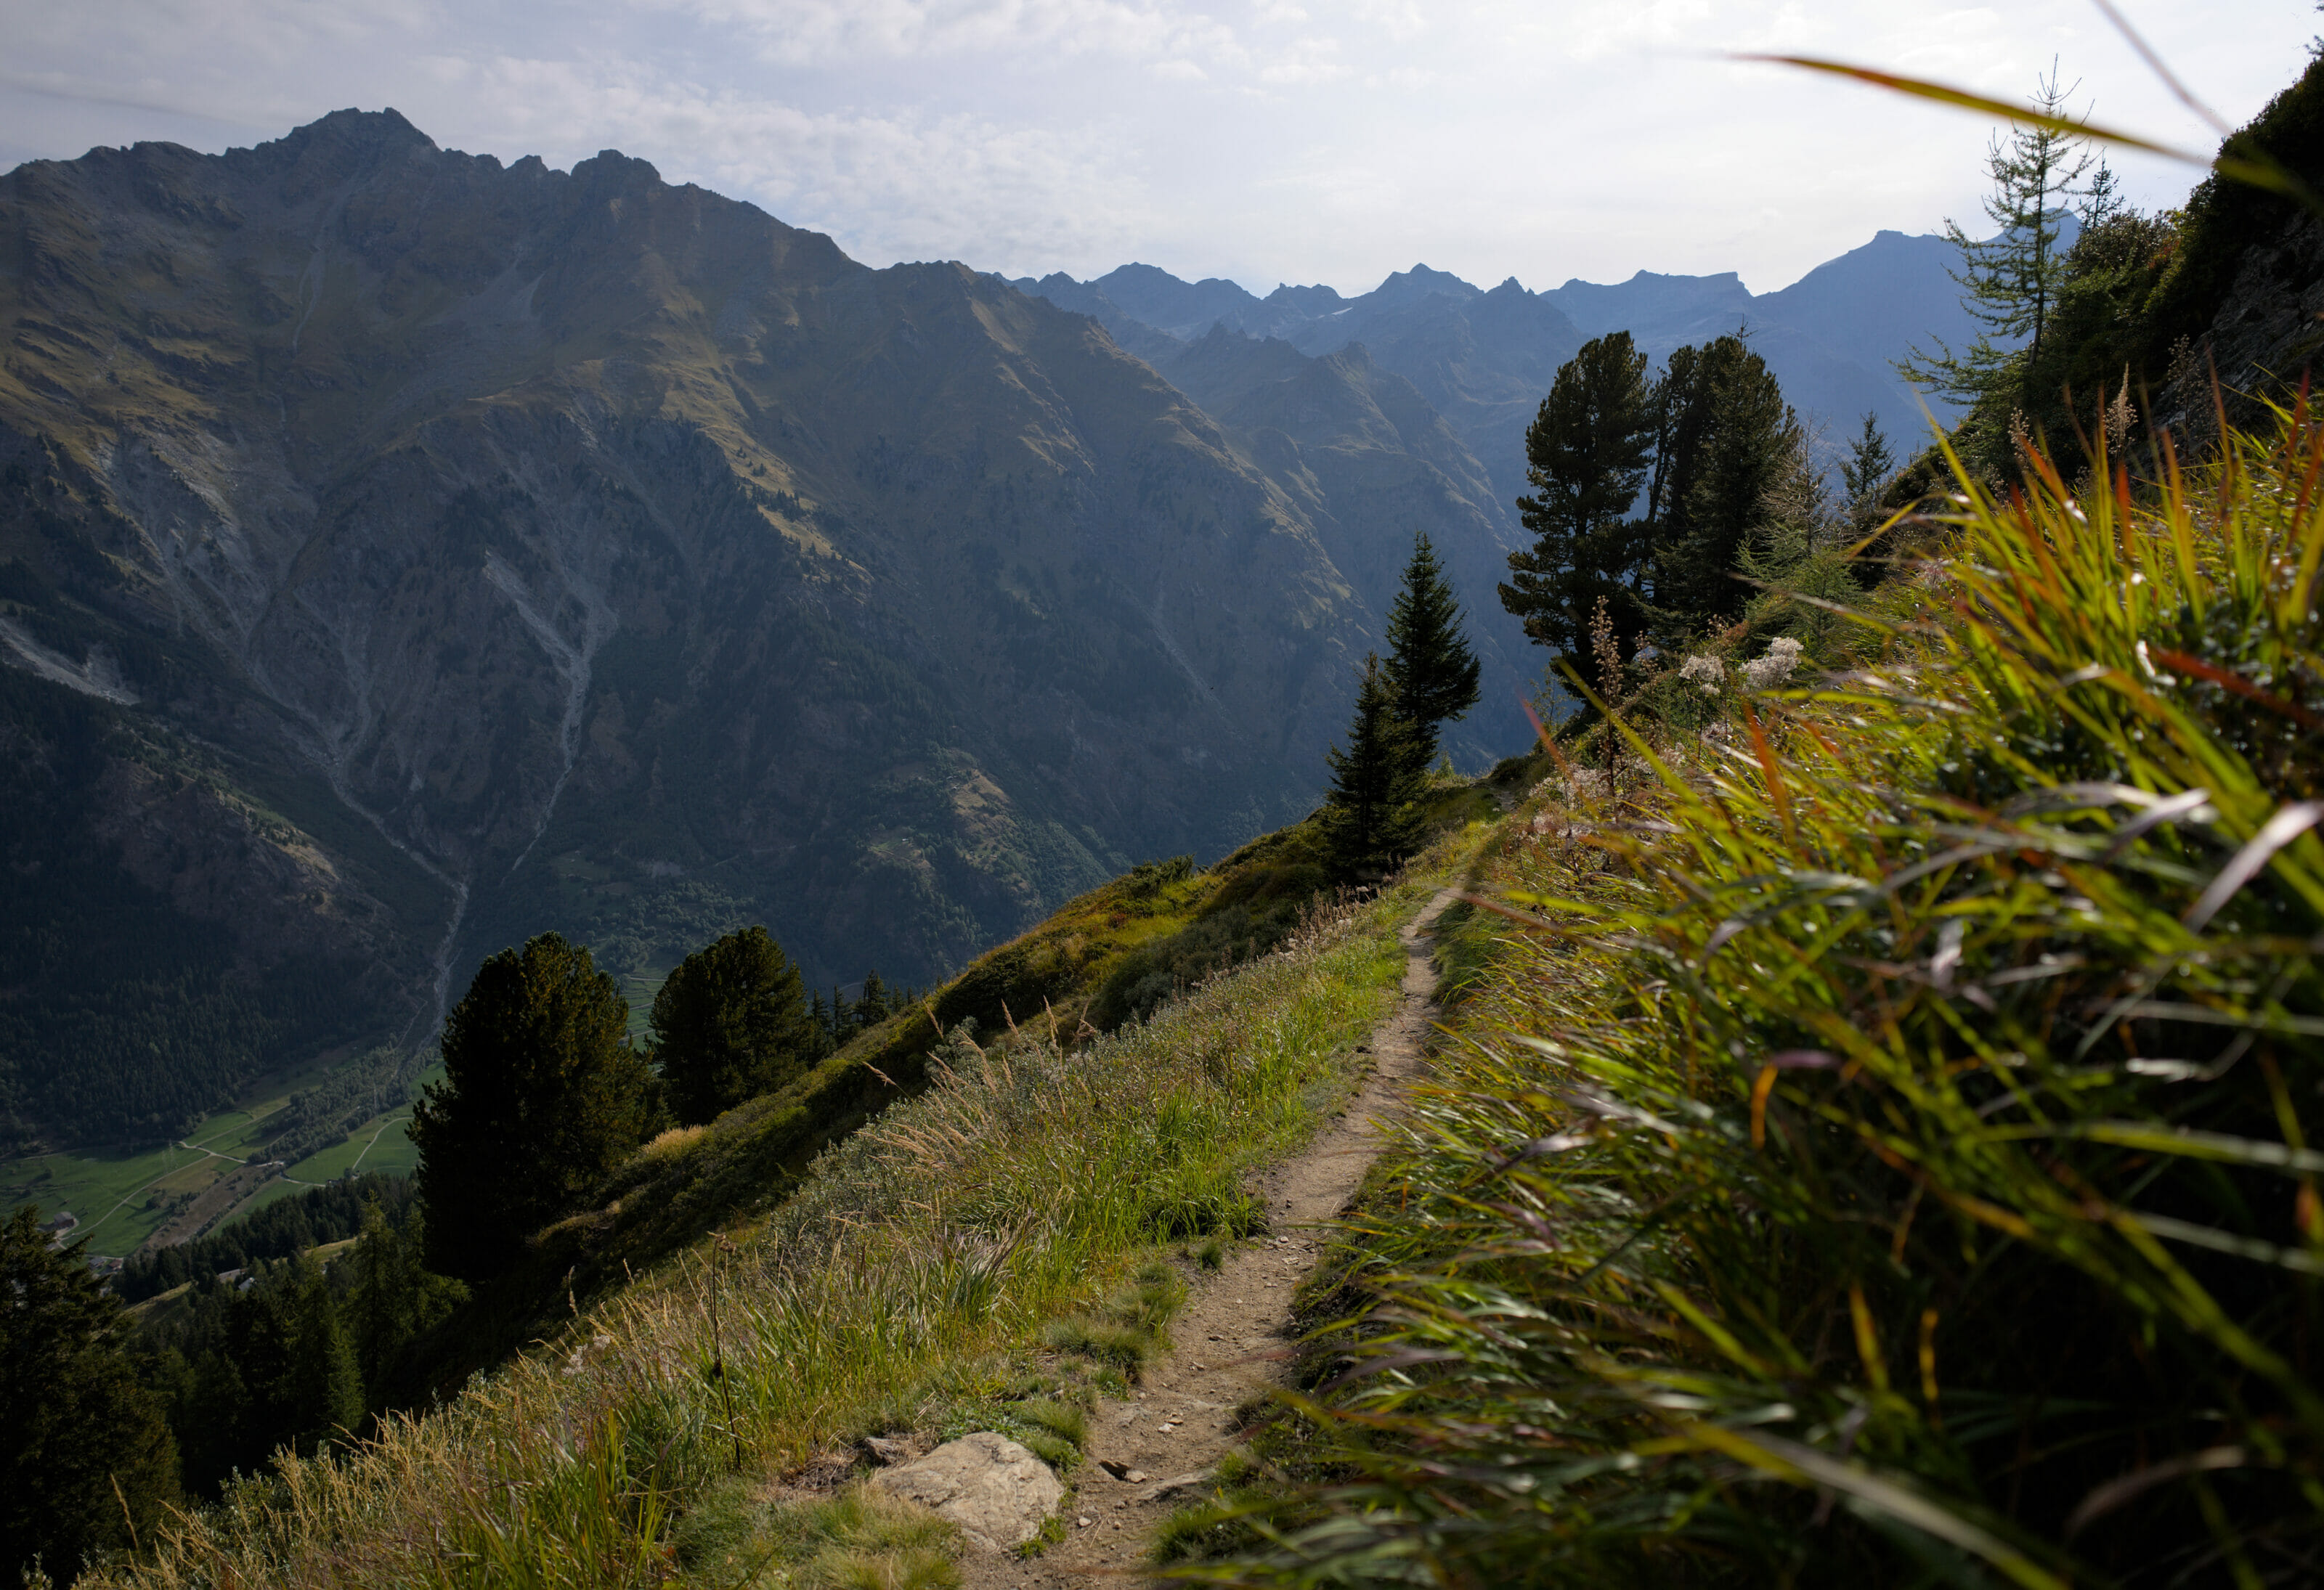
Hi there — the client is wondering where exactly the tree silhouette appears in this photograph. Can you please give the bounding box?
[0,1207,179,1583]
[651,926,819,1125]
[412,933,654,1281]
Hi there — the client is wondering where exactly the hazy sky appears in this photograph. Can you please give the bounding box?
[1,2,2315,297]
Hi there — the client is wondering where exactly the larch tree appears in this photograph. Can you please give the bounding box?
[1384,531,1482,770]
[650,925,819,1125]
[1898,64,2094,409]
[285,1263,363,1456]
[411,932,655,1282]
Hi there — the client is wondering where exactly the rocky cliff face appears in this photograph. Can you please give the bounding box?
[0,110,1460,1143]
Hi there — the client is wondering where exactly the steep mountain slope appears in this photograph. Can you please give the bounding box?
[0,110,1410,1147]
[1277,274,1585,513]
[1152,328,1532,762]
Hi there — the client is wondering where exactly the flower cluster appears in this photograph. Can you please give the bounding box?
[1678,654,1724,696]
[1742,635,1804,690]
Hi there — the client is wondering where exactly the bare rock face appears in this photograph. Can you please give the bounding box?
[2175,210,2324,434]
[866,1432,1063,1552]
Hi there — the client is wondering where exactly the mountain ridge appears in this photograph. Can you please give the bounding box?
[1013,229,1984,508]
[0,109,1513,1148]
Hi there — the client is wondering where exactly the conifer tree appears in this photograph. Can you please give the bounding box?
[344,1198,460,1396]
[176,1343,252,1493]
[412,933,654,1281]
[286,1265,362,1455]
[1500,332,1657,664]
[1384,531,1481,770]
[1898,64,2093,407]
[1323,654,1425,881]
[1840,412,1898,518]
[0,1208,179,1583]
[1649,334,1796,627]
[651,926,818,1125]
[852,971,891,1033]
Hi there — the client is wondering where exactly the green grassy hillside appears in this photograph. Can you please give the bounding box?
[78,794,1493,1588]
[383,802,1383,1398]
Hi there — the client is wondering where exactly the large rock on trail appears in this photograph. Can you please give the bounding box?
[867,1432,1064,1552]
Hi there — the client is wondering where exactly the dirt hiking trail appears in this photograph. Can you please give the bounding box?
[963,886,1459,1589]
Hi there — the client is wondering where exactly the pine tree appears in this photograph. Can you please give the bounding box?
[177,1345,251,1495]
[650,926,818,1125]
[1384,532,1482,770]
[1323,655,1425,881]
[1898,64,2094,407]
[411,933,655,1282]
[1840,412,1898,518]
[1649,334,1797,629]
[0,1208,180,1583]
[285,1265,362,1455]
[852,971,890,1034]
[1499,332,1657,665]
[346,1196,449,1393]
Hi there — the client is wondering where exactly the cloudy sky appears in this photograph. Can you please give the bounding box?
[1,1,2315,297]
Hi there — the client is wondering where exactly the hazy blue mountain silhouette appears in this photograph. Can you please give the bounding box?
[1016,229,1988,508]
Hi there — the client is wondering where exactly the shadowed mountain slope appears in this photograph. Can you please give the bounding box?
[0,110,1427,1146]
[1151,327,1532,763]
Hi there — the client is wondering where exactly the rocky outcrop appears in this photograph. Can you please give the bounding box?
[2160,210,2324,441]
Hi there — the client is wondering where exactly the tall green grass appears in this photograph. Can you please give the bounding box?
[1200,408,2324,1587]
[81,878,1428,1589]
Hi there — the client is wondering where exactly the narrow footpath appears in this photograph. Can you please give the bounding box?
[964,886,1460,1589]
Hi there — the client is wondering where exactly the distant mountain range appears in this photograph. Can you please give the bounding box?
[1006,233,1988,776]
[1012,231,1985,515]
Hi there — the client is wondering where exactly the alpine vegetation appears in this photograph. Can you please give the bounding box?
[1199,406,2324,1586]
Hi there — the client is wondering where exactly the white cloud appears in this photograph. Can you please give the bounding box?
[654,0,1240,67]
[0,0,2314,295]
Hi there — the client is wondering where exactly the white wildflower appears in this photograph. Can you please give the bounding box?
[1742,636,1805,691]
[1678,653,1724,696]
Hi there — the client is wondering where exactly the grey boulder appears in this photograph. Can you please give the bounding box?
[867,1432,1064,1552]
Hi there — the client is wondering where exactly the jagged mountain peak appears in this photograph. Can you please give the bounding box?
[1367,263,1482,305]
